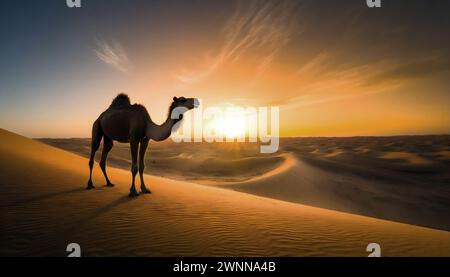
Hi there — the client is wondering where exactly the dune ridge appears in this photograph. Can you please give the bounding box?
[39,136,450,230]
[200,153,296,185]
[1,128,449,256]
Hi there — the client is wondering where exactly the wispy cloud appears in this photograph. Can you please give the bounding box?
[283,52,450,110]
[365,58,450,85]
[94,39,131,73]
[175,0,450,115]
[175,0,300,84]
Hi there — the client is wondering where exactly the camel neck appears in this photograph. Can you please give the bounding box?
[146,110,180,142]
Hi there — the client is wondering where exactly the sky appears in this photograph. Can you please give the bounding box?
[0,0,449,138]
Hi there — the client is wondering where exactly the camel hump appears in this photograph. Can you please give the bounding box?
[110,93,131,108]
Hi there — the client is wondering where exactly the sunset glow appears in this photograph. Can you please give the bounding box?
[1,0,450,261]
[216,114,247,140]
[0,1,448,138]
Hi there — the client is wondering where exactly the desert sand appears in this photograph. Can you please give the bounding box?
[2,129,450,256]
[41,135,450,230]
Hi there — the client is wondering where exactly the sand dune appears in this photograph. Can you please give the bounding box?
[1,129,450,256]
[40,136,450,231]
[228,152,450,231]
[200,153,296,185]
[225,137,450,231]
[380,151,432,165]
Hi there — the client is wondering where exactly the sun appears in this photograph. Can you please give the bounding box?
[218,114,247,139]
[203,103,249,141]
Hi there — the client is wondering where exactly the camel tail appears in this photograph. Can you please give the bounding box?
[86,118,104,189]
[91,119,104,146]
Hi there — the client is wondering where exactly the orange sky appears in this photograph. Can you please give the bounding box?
[0,0,449,138]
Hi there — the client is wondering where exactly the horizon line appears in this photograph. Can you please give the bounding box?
[33,133,450,140]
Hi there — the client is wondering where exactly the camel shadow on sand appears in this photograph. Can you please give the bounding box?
[16,191,138,256]
[56,194,135,238]
[0,187,86,208]
[2,184,136,216]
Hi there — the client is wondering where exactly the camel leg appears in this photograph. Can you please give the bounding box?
[139,138,151,194]
[100,136,114,187]
[86,120,102,190]
[129,139,140,197]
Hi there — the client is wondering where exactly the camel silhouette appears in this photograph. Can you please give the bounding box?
[86,93,199,197]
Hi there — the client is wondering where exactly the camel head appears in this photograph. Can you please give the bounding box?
[172,96,200,110]
[169,97,200,121]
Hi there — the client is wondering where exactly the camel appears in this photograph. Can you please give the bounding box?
[86,93,199,197]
